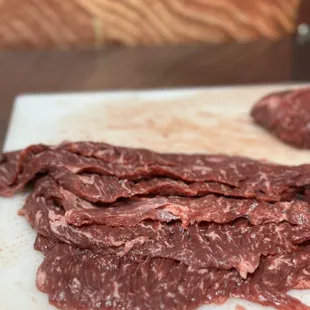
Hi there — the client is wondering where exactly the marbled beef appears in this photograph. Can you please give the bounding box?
[21,178,310,278]
[34,235,310,310]
[49,166,309,203]
[3,141,310,202]
[21,176,310,231]
[2,141,310,309]
[251,87,310,148]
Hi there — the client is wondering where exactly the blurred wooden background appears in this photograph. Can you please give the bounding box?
[0,0,303,49]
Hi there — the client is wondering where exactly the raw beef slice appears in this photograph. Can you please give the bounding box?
[35,236,310,310]
[251,87,310,148]
[3,141,310,310]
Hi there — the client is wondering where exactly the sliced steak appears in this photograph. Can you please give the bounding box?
[49,216,310,278]
[35,237,310,310]
[64,194,310,229]
[3,142,310,200]
[50,167,306,203]
[21,177,310,230]
[5,141,310,310]
[21,177,310,278]
[57,141,238,166]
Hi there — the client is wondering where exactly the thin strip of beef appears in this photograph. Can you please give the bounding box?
[35,237,310,310]
[7,150,253,189]
[53,141,310,195]
[50,167,197,203]
[0,144,48,196]
[23,176,310,230]
[50,167,265,203]
[65,194,310,229]
[21,178,310,278]
[35,141,310,198]
[0,141,231,191]
[3,143,310,199]
[251,87,310,148]
[49,215,310,278]
[50,167,310,203]
[0,145,246,196]
[57,141,237,166]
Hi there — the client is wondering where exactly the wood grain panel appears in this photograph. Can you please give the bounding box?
[0,0,301,49]
[0,0,300,48]
[0,0,94,49]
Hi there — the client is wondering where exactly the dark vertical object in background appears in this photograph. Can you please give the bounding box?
[293,0,310,81]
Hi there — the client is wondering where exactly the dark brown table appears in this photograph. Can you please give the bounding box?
[1,37,310,148]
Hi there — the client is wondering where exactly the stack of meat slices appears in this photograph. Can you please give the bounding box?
[2,141,310,310]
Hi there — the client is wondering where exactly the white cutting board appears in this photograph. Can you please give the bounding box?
[1,84,310,310]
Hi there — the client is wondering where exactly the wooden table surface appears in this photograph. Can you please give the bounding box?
[1,37,310,148]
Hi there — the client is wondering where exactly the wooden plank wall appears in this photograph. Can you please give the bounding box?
[0,0,302,49]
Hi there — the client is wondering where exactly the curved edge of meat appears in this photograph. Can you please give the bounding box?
[250,90,291,129]
[251,87,310,149]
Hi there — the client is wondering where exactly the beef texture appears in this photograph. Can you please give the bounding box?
[35,236,310,310]
[21,177,310,278]
[251,87,310,148]
[21,176,310,232]
[2,141,310,310]
[2,141,310,202]
[49,166,310,203]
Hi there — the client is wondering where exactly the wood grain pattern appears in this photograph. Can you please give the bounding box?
[0,0,301,49]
